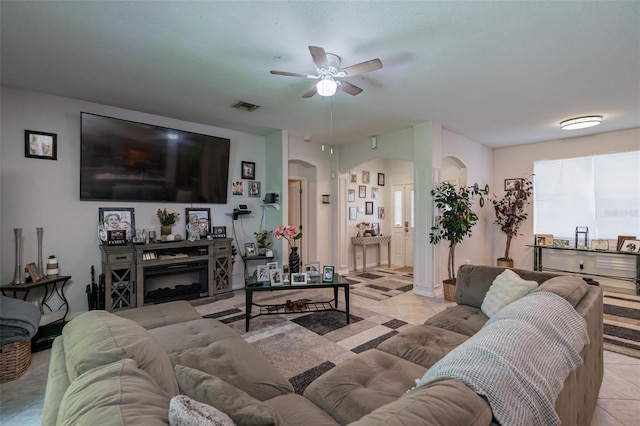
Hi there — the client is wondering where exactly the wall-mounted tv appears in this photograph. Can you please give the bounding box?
[80,113,230,203]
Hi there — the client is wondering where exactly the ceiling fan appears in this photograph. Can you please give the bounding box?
[270,46,383,98]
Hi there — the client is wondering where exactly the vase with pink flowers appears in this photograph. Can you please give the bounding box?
[274,225,302,273]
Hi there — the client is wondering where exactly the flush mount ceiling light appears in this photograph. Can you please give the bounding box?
[560,115,603,130]
[316,75,338,97]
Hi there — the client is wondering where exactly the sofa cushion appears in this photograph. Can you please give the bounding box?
[169,395,235,426]
[62,310,179,396]
[152,318,293,401]
[532,275,587,307]
[480,269,538,317]
[303,349,427,425]
[174,365,277,426]
[57,358,170,426]
[116,300,202,330]
[349,378,492,426]
[377,324,469,368]
[455,264,559,308]
[423,305,488,337]
[264,394,340,426]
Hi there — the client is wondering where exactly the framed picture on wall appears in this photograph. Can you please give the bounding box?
[349,207,357,221]
[365,202,374,215]
[232,180,244,196]
[362,170,370,184]
[504,178,523,191]
[25,130,57,160]
[371,187,379,199]
[348,189,355,202]
[241,161,255,179]
[378,207,385,219]
[359,185,366,198]
[248,181,261,197]
[98,207,135,244]
[350,171,358,183]
[378,173,385,186]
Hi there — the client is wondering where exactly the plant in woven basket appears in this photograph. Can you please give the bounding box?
[429,182,487,280]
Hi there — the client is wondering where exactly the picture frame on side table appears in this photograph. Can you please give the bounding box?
[553,238,571,248]
[186,208,211,238]
[211,226,227,238]
[309,261,321,276]
[25,130,57,160]
[98,207,135,245]
[269,268,283,286]
[617,235,636,251]
[619,239,640,253]
[241,161,255,179]
[591,239,609,251]
[267,261,278,270]
[322,266,335,283]
[26,263,43,282]
[534,234,554,246]
[371,223,380,236]
[244,242,257,257]
[291,272,307,285]
[257,265,270,282]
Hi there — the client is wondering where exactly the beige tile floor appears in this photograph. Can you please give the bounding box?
[1,286,639,425]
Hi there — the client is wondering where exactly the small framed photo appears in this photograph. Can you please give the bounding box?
[348,189,356,202]
[26,263,44,282]
[349,207,358,221]
[535,234,554,246]
[322,266,335,283]
[309,261,321,276]
[232,180,244,196]
[617,235,636,251]
[365,201,374,215]
[591,239,609,251]
[211,226,227,238]
[620,239,640,253]
[371,223,380,236]
[504,178,524,191]
[248,181,261,197]
[371,187,379,200]
[269,268,283,286]
[350,171,358,183]
[362,170,370,184]
[257,265,270,282]
[244,242,257,257]
[186,208,210,238]
[378,173,385,186]
[553,238,571,248]
[378,207,385,219]
[267,261,278,270]
[291,272,307,285]
[241,161,255,180]
[359,185,366,198]
[25,130,57,160]
[98,208,135,245]
[304,264,312,273]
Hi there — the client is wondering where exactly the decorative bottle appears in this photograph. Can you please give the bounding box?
[289,246,300,274]
[12,228,25,284]
[37,227,44,272]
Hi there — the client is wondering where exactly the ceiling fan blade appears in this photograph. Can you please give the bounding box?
[308,46,328,69]
[339,81,363,96]
[302,85,317,98]
[341,59,383,77]
[270,70,311,78]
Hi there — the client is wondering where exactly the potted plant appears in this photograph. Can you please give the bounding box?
[156,208,179,237]
[491,176,534,267]
[429,182,487,301]
[274,225,302,273]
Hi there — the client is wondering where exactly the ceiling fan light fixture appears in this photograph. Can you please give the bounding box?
[316,76,338,97]
[560,115,602,130]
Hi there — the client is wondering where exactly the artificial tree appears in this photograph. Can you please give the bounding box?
[491,176,534,264]
[429,182,488,281]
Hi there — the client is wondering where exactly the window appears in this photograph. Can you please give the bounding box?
[534,151,640,238]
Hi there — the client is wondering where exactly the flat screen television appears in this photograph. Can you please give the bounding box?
[80,112,230,203]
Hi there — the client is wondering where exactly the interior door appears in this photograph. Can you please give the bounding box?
[391,184,414,267]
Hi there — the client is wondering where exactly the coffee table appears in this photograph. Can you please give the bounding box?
[245,274,350,332]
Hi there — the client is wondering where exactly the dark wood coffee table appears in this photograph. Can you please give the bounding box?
[245,274,350,332]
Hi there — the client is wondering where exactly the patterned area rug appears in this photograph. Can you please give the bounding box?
[603,291,640,359]
[343,267,414,301]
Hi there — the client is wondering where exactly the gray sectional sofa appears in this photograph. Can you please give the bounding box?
[42,265,603,425]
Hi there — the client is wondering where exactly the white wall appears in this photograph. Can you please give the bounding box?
[0,86,268,318]
[492,127,640,291]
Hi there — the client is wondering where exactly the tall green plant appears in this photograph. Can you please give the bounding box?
[491,176,534,261]
[429,182,488,280]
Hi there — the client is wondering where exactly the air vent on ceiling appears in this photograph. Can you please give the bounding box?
[232,101,261,112]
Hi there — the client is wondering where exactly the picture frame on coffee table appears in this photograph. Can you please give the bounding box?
[269,268,283,286]
[257,265,270,282]
[291,272,307,285]
[322,266,335,283]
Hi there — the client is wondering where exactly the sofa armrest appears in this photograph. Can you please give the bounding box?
[115,300,202,329]
[42,336,70,426]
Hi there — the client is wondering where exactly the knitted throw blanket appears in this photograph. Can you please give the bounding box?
[417,291,589,426]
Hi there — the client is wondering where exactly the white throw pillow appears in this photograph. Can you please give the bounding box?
[169,395,236,426]
[481,269,538,317]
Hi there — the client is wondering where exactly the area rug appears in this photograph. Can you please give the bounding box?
[602,291,640,359]
[199,296,414,395]
[343,267,414,301]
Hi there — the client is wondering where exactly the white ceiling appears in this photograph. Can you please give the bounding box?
[1,1,639,148]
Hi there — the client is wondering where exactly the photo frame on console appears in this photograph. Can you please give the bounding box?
[98,207,135,245]
[619,239,640,253]
[186,208,210,238]
[291,272,307,285]
[211,226,227,238]
[322,266,335,283]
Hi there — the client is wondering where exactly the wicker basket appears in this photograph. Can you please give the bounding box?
[443,279,457,302]
[0,339,32,383]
